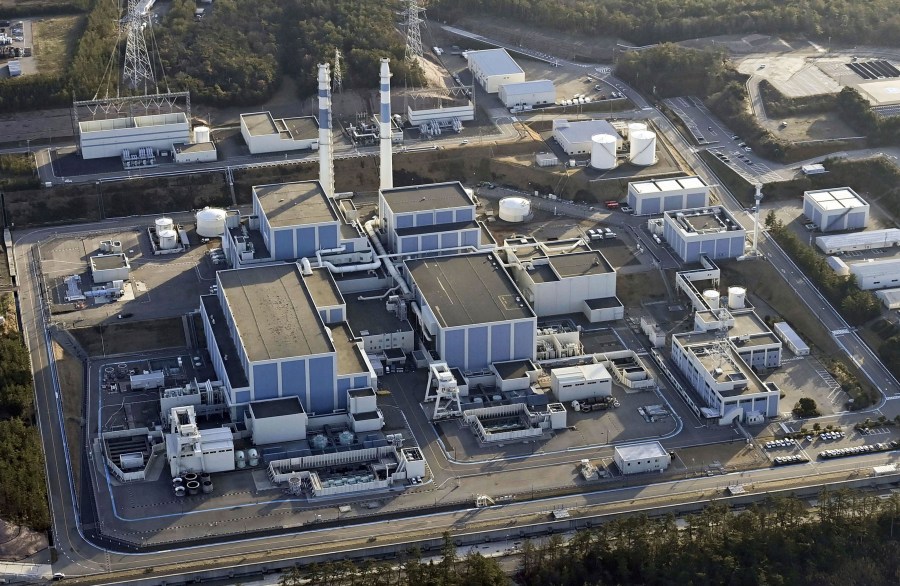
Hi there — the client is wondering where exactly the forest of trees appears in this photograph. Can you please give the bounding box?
[0,294,50,531]
[433,0,900,47]
[281,491,900,585]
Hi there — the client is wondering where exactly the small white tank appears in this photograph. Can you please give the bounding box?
[627,122,647,137]
[247,448,259,467]
[193,125,211,144]
[727,286,746,309]
[235,450,246,469]
[703,289,720,309]
[195,207,228,238]
[158,229,178,250]
[498,197,531,222]
[155,217,174,233]
[590,134,617,170]
[629,130,657,166]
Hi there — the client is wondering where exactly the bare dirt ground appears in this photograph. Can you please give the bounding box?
[32,14,82,77]
[768,113,859,141]
[0,518,47,562]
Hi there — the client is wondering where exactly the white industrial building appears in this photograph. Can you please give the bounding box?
[90,253,130,284]
[405,95,475,126]
[627,176,710,216]
[240,112,319,154]
[404,252,537,372]
[503,237,624,323]
[614,442,671,475]
[550,363,612,402]
[467,48,525,93]
[803,188,869,232]
[79,112,190,160]
[849,257,900,290]
[165,405,235,477]
[773,322,810,356]
[246,397,308,445]
[498,79,556,108]
[815,229,900,254]
[552,119,621,156]
[172,141,217,163]
[662,207,746,263]
[875,288,900,309]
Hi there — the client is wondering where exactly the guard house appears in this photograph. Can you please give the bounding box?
[199,263,375,417]
[627,176,710,216]
[662,206,746,263]
[379,182,492,256]
[404,252,537,372]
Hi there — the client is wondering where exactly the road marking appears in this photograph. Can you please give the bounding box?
[831,328,850,335]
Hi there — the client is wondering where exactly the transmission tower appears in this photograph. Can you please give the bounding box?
[122,0,156,94]
[333,49,343,94]
[404,0,424,60]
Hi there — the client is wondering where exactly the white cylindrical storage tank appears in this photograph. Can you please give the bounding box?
[247,448,259,467]
[195,207,228,238]
[630,130,657,166]
[193,125,210,144]
[155,217,174,233]
[498,197,531,223]
[703,289,720,309]
[627,122,647,137]
[727,286,746,309]
[590,134,618,170]
[158,229,178,250]
[235,450,246,469]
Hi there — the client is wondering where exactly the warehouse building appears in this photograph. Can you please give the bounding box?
[803,188,869,232]
[405,95,475,126]
[662,207,746,263]
[671,331,780,424]
[552,119,621,156]
[550,363,612,402]
[498,79,556,109]
[875,288,900,309]
[815,229,900,254]
[849,257,900,290]
[627,176,710,216]
[199,263,376,416]
[240,112,319,154]
[772,322,810,356]
[404,253,537,372]
[78,112,190,160]
[467,48,525,93]
[90,253,130,284]
[380,182,493,256]
[503,237,623,322]
[614,442,671,475]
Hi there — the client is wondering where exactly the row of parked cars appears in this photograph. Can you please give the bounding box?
[820,440,899,459]
[773,454,809,466]
[764,439,795,449]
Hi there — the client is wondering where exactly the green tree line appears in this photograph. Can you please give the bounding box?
[0,294,50,531]
[432,0,900,47]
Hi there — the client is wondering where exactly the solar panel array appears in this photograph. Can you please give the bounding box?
[845,59,900,80]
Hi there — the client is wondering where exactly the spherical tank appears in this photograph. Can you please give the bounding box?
[727,286,746,309]
[627,122,647,137]
[195,207,228,238]
[158,229,178,250]
[703,289,720,309]
[193,125,211,144]
[155,217,174,233]
[630,130,657,166]
[590,134,618,170]
[498,197,532,222]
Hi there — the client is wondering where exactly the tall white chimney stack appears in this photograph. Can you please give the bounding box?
[318,63,334,198]
[379,58,393,191]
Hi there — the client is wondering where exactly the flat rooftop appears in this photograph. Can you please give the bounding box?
[254,181,338,228]
[405,253,535,328]
[79,112,188,133]
[493,359,537,380]
[280,116,318,140]
[501,79,554,95]
[90,254,129,270]
[805,187,868,211]
[677,335,769,398]
[730,310,772,339]
[615,441,667,461]
[381,182,473,214]
[667,207,742,235]
[241,112,278,136]
[344,292,413,337]
[329,323,369,375]
[549,251,613,278]
[218,264,332,362]
[631,175,707,194]
[857,78,900,106]
[250,397,304,419]
[173,142,216,153]
[468,48,523,77]
[402,93,472,110]
[303,268,343,309]
[555,119,619,144]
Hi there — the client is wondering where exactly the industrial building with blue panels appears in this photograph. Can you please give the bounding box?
[802,188,869,233]
[627,176,710,216]
[404,253,537,372]
[662,207,746,263]
[200,263,374,417]
[253,181,342,259]
[380,182,492,256]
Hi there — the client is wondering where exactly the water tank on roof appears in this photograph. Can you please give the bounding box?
[629,130,657,166]
[703,289,720,309]
[727,286,746,309]
[195,207,228,238]
[498,197,531,222]
[590,134,617,170]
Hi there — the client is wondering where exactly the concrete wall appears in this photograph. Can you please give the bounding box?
[437,319,536,371]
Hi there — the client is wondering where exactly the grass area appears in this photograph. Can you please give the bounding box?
[69,317,184,357]
[32,14,84,77]
[697,150,755,205]
[616,271,667,307]
[52,340,82,496]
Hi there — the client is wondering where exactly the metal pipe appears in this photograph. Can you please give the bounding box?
[358,286,400,301]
